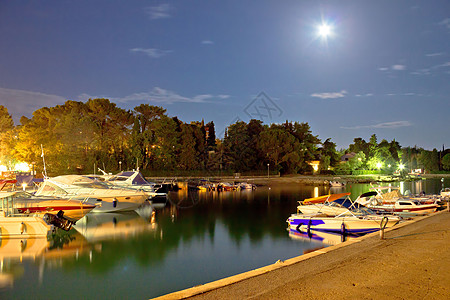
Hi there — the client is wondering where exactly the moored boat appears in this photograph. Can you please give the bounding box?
[13,191,97,221]
[286,213,399,236]
[95,170,167,199]
[297,192,353,216]
[0,192,54,237]
[34,175,148,213]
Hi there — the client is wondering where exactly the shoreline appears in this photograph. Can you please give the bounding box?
[152,210,450,299]
[148,173,450,187]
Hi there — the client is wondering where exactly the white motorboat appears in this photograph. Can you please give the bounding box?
[287,213,399,236]
[0,192,54,238]
[356,187,439,216]
[13,191,97,222]
[297,193,354,216]
[34,175,148,213]
[369,199,438,216]
[95,170,167,200]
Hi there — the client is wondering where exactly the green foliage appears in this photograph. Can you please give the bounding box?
[0,106,15,169]
[443,153,450,171]
[417,148,440,172]
[3,100,446,176]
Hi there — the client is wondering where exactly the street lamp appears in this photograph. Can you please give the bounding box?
[119,161,122,171]
[267,163,270,179]
[376,162,382,170]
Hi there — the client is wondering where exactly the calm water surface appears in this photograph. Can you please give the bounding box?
[0,178,447,299]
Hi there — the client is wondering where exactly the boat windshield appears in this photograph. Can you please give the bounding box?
[37,182,69,195]
[132,173,149,185]
[73,180,110,189]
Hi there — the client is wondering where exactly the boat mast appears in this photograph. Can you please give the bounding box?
[41,144,48,178]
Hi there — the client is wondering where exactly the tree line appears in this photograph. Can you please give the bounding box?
[0,100,448,176]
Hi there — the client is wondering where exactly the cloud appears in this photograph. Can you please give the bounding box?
[80,87,230,105]
[145,4,171,20]
[130,48,172,58]
[355,93,373,97]
[201,40,214,45]
[435,61,450,68]
[310,90,347,99]
[0,87,66,123]
[341,121,413,130]
[412,61,450,75]
[410,68,431,76]
[439,18,450,30]
[379,64,406,72]
[391,64,406,71]
[425,52,444,57]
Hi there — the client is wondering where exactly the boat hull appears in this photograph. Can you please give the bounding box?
[14,199,97,221]
[297,204,352,216]
[287,214,399,235]
[0,215,53,238]
[88,195,147,213]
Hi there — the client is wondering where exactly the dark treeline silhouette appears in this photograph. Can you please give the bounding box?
[0,100,447,176]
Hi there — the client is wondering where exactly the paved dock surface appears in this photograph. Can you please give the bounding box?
[155,211,450,299]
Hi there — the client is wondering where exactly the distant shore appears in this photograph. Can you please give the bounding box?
[148,173,450,187]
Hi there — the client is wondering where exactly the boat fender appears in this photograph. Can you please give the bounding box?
[295,223,303,233]
[340,222,346,235]
[113,198,118,208]
[307,219,312,236]
[20,222,26,234]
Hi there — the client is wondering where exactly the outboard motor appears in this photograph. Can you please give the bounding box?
[43,210,75,231]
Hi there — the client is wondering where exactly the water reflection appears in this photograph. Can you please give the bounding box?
[73,210,158,242]
[288,229,357,246]
[0,231,91,290]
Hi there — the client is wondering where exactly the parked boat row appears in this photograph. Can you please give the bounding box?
[188,180,256,191]
[287,186,446,238]
[0,170,169,237]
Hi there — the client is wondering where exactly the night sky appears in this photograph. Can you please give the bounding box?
[0,1,449,150]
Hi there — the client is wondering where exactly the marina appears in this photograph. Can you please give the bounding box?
[0,177,448,299]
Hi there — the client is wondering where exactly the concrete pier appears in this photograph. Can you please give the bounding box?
[153,211,450,299]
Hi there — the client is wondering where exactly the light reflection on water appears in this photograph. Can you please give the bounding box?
[0,178,447,299]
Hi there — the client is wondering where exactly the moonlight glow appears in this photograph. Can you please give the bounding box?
[317,23,333,38]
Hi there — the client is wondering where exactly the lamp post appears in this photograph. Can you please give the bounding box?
[267,163,270,179]
[119,161,122,171]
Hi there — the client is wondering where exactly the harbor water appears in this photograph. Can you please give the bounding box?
[0,178,447,299]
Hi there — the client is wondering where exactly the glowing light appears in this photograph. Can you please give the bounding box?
[399,164,405,170]
[15,162,30,172]
[376,162,382,169]
[317,23,333,38]
[0,165,7,172]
